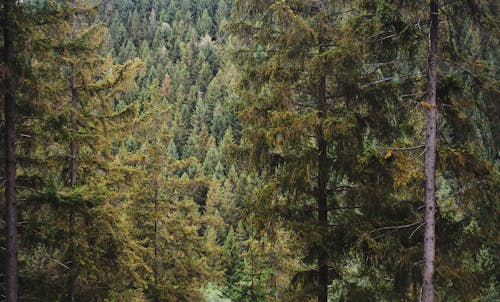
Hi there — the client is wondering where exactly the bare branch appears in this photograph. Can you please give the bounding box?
[368,221,423,234]
[410,222,426,239]
[16,186,44,194]
[400,92,426,98]
[377,145,425,151]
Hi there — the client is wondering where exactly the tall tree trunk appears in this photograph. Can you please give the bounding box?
[153,186,159,302]
[3,0,18,301]
[316,3,329,299]
[153,107,160,302]
[68,69,78,302]
[68,2,78,300]
[423,1,438,301]
[317,75,328,302]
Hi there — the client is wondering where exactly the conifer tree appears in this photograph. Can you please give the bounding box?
[124,79,212,301]
[2,0,496,300]
[221,226,246,301]
[9,1,145,299]
[3,0,18,300]
[231,1,368,299]
[423,1,438,300]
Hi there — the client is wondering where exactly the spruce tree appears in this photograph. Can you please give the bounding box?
[231,1,368,299]
[3,0,18,300]
[423,1,438,300]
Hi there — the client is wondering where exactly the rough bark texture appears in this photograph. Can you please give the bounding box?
[3,0,18,300]
[423,1,438,301]
[317,75,328,302]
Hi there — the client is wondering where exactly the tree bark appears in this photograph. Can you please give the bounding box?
[317,75,328,302]
[153,104,161,302]
[423,1,438,301]
[153,186,159,302]
[68,2,78,300]
[3,0,18,301]
[67,68,78,302]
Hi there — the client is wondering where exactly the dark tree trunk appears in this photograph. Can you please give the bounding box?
[154,186,159,302]
[153,108,160,302]
[317,75,328,302]
[67,2,79,300]
[423,1,438,301]
[67,69,78,302]
[3,0,18,301]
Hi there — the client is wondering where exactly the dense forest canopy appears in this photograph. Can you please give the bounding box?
[1,0,498,301]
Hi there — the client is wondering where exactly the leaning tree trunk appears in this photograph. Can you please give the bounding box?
[3,0,18,301]
[423,1,438,301]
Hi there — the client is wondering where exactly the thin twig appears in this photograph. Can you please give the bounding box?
[51,258,70,270]
[410,222,426,239]
[410,149,427,161]
[377,145,425,151]
[379,33,398,41]
[361,71,426,88]
[369,221,423,234]
[441,57,500,94]
[16,185,44,194]
[400,92,426,98]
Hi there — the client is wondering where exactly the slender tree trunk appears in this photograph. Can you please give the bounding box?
[153,186,159,302]
[3,0,18,301]
[68,2,78,300]
[316,3,328,298]
[423,1,438,301]
[250,249,256,301]
[153,107,161,302]
[317,75,328,302]
[68,68,78,302]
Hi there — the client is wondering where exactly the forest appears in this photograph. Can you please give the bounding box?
[0,0,498,301]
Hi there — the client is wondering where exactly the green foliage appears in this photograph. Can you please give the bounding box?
[2,0,497,301]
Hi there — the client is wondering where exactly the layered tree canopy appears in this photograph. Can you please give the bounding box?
[1,0,498,301]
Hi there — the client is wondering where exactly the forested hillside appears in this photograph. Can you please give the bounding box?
[1,0,498,301]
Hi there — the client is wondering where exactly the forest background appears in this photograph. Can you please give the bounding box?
[1,0,498,301]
